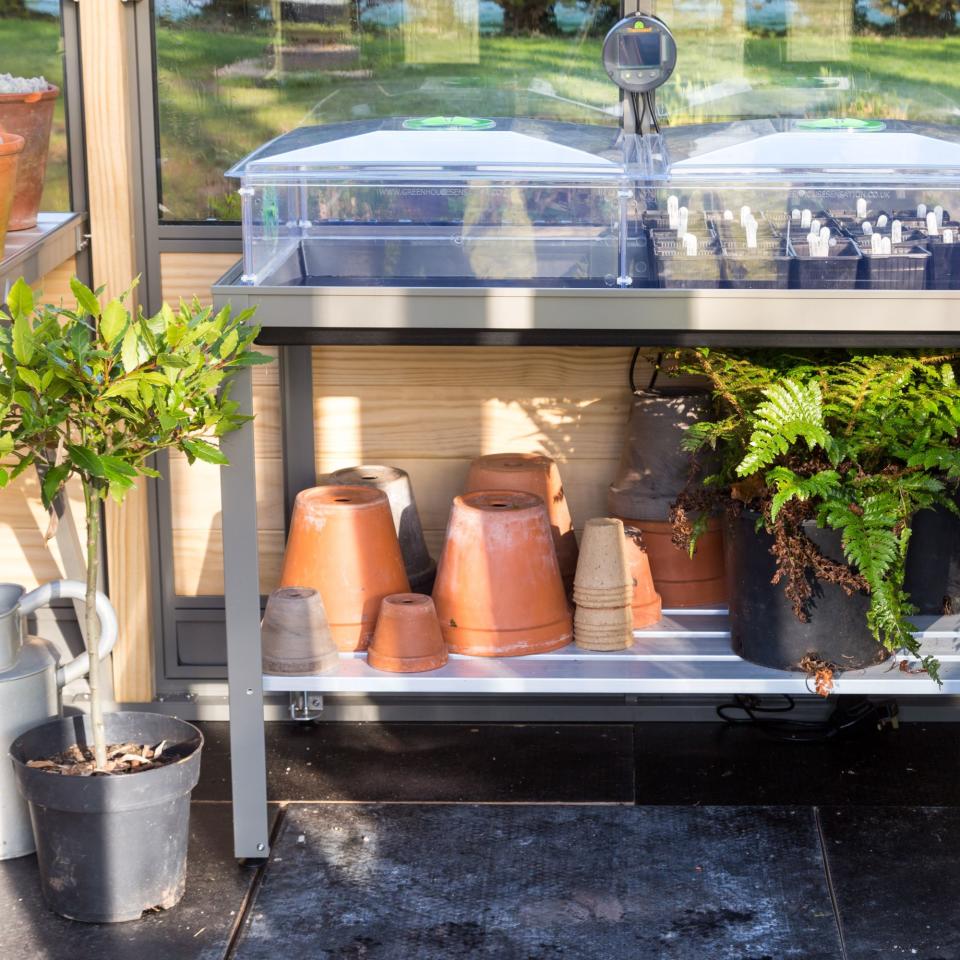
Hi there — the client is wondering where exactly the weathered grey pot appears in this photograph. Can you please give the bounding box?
[607,388,718,522]
[324,465,437,593]
[261,587,339,675]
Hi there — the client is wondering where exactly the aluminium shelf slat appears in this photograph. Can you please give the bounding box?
[262,609,960,696]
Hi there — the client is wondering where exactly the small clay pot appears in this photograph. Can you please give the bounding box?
[0,132,23,259]
[280,485,410,651]
[367,593,448,673]
[261,587,339,675]
[623,525,663,628]
[432,491,572,656]
[616,517,726,608]
[464,453,578,591]
[0,84,58,231]
[324,465,436,593]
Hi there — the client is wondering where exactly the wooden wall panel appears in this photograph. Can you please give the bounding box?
[0,266,85,591]
[160,254,707,601]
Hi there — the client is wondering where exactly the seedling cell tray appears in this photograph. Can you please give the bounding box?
[788,238,861,289]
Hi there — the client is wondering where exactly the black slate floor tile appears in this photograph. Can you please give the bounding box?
[820,806,960,960]
[635,720,960,806]
[0,803,275,960]
[233,803,841,960]
[194,722,635,803]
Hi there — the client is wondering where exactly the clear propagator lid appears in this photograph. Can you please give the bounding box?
[659,118,960,185]
[226,118,627,183]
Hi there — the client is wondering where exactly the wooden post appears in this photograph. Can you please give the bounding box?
[78,0,154,703]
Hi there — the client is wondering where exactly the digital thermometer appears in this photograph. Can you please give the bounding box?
[601,15,677,94]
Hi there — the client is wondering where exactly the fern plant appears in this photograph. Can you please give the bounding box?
[670,349,960,682]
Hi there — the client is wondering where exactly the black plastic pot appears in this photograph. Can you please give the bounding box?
[10,712,203,923]
[927,240,960,290]
[725,511,889,672]
[608,387,717,522]
[720,239,792,289]
[904,503,960,615]
[856,242,930,290]
[788,239,861,289]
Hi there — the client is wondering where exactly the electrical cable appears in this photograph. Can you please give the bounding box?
[715,694,899,743]
[629,348,664,394]
[644,91,661,134]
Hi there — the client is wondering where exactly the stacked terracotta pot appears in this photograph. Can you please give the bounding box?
[572,518,634,650]
[0,131,23,259]
[608,388,726,607]
[463,453,578,593]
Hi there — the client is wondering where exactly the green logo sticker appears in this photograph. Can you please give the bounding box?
[403,116,497,131]
[796,118,886,132]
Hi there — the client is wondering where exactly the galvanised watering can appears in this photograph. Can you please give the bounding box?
[0,580,117,859]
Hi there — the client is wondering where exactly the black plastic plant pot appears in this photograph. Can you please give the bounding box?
[10,712,203,923]
[857,244,930,290]
[721,240,792,289]
[789,239,860,289]
[903,503,960,614]
[652,247,722,288]
[927,240,960,289]
[725,511,889,672]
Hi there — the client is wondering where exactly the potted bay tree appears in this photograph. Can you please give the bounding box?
[2,276,271,922]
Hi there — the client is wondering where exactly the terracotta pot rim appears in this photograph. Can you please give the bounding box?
[0,132,24,156]
[383,592,432,608]
[0,84,59,105]
[367,648,448,673]
[295,484,387,510]
[330,464,405,483]
[458,490,544,512]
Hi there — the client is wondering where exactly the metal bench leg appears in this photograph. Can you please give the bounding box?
[220,365,270,859]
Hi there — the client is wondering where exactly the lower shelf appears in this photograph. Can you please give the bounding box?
[261,608,960,696]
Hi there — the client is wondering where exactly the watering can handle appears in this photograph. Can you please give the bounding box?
[18,580,119,688]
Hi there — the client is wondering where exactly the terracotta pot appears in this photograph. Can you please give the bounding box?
[623,525,663,628]
[615,516,726,608]
[0,132,23,258]
[432,491,572,656]
[324,465,436,593]
[607,388,717,522]
[464,453,578,591]
[0,85,58,231]
[279,485,410,651]
[261,587,339,675]
[367,593,448,673]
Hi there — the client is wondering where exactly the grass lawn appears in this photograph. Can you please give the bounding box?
[4,11,960,222]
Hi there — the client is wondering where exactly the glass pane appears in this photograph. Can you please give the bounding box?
[0,0,71,212]
[660,0,960,126]
[153,0,619,222]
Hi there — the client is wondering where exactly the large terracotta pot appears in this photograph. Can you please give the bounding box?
[0,132,23,258]
[464,453,578,592]
[615,517,727,609]
[367,593,448,673]
[324,465,436,593]
[279,485,410,651]
[0,84,58,231]
[432,491,572,656]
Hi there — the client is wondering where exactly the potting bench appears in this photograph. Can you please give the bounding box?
[213,267,960,858]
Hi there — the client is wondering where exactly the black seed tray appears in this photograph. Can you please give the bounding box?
[787,238,861,289]
[720,238,792,289]
[853,241,930,290]
[652,248,723,289]
[928,240,960,290]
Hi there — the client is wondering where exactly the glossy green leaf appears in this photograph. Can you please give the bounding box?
[100,299,127,345]
[70,278,101,318]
